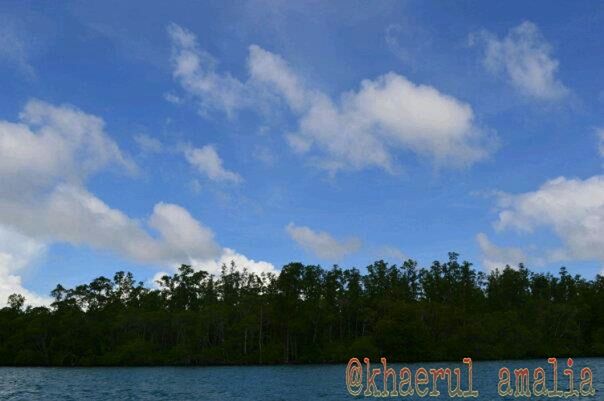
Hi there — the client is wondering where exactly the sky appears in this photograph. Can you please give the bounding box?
[1,0,604,304]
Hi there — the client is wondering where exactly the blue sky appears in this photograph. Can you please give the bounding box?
[1,0,604,303]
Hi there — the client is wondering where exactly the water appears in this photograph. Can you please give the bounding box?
[0,359,602,400]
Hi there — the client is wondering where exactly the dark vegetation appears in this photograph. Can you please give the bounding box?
[1,253,604,366]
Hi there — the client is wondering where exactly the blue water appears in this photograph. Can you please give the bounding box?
[0,359,601,400]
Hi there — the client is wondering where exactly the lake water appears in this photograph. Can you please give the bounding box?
[0,358,602,400]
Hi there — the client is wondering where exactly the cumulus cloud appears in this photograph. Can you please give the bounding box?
[169,24,495,173]
[476,232,526,271]
[192,248,277,276]
[150,247,275,285]
[249,44,494,172]
[0,102,223,265]
[151,202,222,258]
[0,226,50,306]
[0,100,275,304]
[471,21,568,101]
[0,100,136,197]
[286,223,361,261]
[184,145,242,183]
[0,172,222,267]
[284,73,492,171]
[494,175,604,262]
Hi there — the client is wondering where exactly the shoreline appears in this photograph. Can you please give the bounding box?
[1,356,603,369]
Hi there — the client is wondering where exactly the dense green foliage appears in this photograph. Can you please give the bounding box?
[1,253,604,366]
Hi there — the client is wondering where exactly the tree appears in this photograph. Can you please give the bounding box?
[7,294,25,312]
[0,254,602,366]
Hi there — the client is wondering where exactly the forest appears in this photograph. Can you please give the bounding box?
[1,252,603,366]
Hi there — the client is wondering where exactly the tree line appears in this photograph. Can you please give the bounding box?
[1,252,603,366]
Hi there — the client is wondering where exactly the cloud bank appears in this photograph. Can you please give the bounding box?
[0,100,275,305]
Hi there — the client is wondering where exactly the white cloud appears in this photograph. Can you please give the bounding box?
[0,100,275,303]
[149,247,277,286]
[134,133,163,154]
[247,45,309,113]
[167,23,250,117]
[476,232,526,271]
[0,184,222,266]
[249,46,494,172]
[494,175,604,262]
[0,226,50,306]
[184,145,242,183]
[288,73,492,171]
[149,247,278,286]
[472,21,568,101]
[169,24,495,173]
[0,99,136,197]
[286,223,361,261]
[192,247,277,276]
[149,202,220,261]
